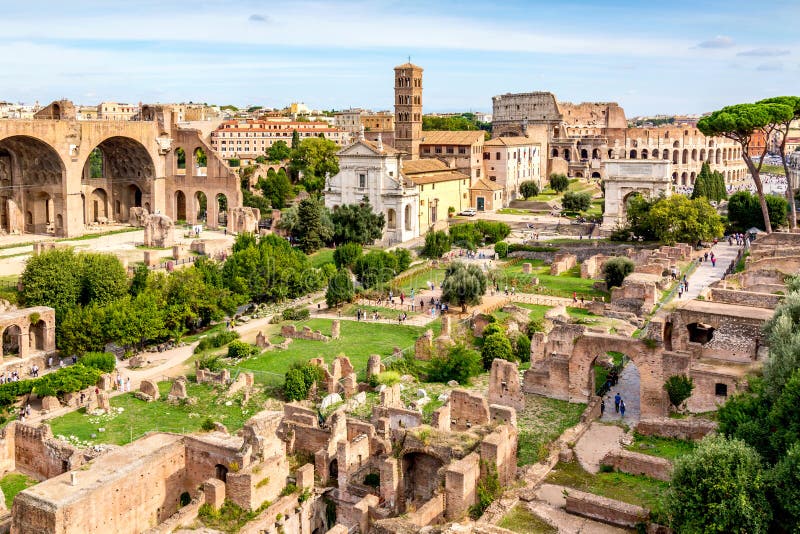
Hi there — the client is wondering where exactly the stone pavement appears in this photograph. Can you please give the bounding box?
[599,363,641,424]
[673,241,741,302]
[532,484,631,534]
[573,422,626,474]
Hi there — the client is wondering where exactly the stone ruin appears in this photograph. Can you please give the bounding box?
[414,329,434,360]
[195,362,231,386]
[137,379,160,402]
[128,206,148,227]
[142,213,175,248]
[488,359,524,411]
[255,331,270,349]
[168,376,188,401]
[367,354,385,380]
[550,253,577,275]
[311,355,358,398]
[280,323,330,342]
[226,206,260,234]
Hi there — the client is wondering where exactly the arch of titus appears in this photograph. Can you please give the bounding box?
[602,160,672,229]
[0,101,241,237]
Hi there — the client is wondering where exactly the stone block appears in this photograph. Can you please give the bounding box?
[139,379,160,401]
[227,206,260,234]
[203,478,226,510]
[296,463,314,490]
[97,392,111,413]
[414,330,434,360]
[367,354,383,379]
[521,262,533,274]
[565,489,649,528]
[331,320,341,340]
[41,396,61,412]
[172,245,186,260]
[143,213,175,248]
[143,250,160,267]
[168,377,188,400]
[255,331,270,349]
[488,359,524,411]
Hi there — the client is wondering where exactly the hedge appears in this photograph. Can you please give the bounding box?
[0,364,104,407]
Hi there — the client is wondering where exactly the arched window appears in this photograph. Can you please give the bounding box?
[629,149,637,159]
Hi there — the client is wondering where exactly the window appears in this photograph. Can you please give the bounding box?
[359,173,366,188]
[446,147,454,154]
[496,152,501,160]
[715,383,728,397]
[435,147,442,154]
[459,147,466,155]
[477,169,481,178]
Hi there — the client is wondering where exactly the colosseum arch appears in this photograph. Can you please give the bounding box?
[568,333,668,417]
[81,136,155,224]
[175,190,187,221]
[0,135,67,235]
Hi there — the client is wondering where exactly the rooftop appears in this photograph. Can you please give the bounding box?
[419,130,484,146]
[407,170,470,185]
[484,136,540,147]
[401,159,450,174]
[679,299,774,321]
[470,178,504,191]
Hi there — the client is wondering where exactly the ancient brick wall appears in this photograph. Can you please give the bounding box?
[601,450,672,481]
[449,390,489,431]
[709,288,781,309]
[565,489,649,528]
[226,452,287,510]
[406,493,445,527]
[480,425,517,487]
[183,435,247,490]
[636,417,717,440]
[444,452,480,520]
[12,423,81,480]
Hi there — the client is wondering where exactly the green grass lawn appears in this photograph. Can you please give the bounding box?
[233,319,436,385]
[47,381,268,446]
[760,164,785,176]
[493,303,551,325]
[0,473,37,508]
[627,433,695,461]
[393,267,447,294]
[499,504,557,533]
[337,303,420,321]
[309,248,335,268]
[517,396,585,466]
[547,461,669,522]
[496,260,607,300]
[497,208,534,215]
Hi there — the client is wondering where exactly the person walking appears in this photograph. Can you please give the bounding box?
[614,392,621,413]
[600,399,605,417]
[620,399,627,418]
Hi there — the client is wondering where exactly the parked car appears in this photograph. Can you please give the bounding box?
[459,207,477,216]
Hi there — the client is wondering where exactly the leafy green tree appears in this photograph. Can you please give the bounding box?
[227,340,257,359]
[79,253,128,306]
[481,332,515,369]
[330,202,385,245]
[80,352,116,372]
[717,385,775,462]
[728,191,787,232]
[758,96,800,229]
[267,140,292,162]
[647,195,724,245]
[392,248,411,272]
[21,248,82,322]
[260,168,293,209]
[494,241,508,258]
[294,198,333,253]
[663,375,695,409]
[602,257,634,289]
[333,242,362,270]
[770,441,800,532]
[561,191,592,212]
[766,369,800,458]
[692,162,728,202]
[325,269,354,308]
[58,304,106,355]
[549,173,569,193]
[353,250,399,288]
[129,263,150,296]
[512,332,531,361]
[762,292,800,398]
[283,362,324,401]
[422,230,451,258]
[519,180,540,199]
[698,102,794,233]
[291,130,301,150]
[290,138,340,194]
[427,345,483,385]
[667,435,771,534]
[88,148,103,178]
[625,194,658,240]
[441,262,487,312]
[422,115,480,131]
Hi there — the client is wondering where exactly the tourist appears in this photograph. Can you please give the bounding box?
[600,399,605,417]
[126,378,131,392]
[614,392,621,413]
[620,399,627,417]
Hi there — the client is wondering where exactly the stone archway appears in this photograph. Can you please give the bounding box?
[29,320,47,351]
[175,190,187,221]
[568,333,668,417]
[2,325,21,357]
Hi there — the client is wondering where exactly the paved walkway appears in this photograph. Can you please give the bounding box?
[573,422,626,473]
[599,363,641,424]
[673,242,741,302]
[532,484,631,533]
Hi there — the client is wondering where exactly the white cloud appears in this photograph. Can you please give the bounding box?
[738,48,791,57]
[756,62,783,71]
[696,36,735,49]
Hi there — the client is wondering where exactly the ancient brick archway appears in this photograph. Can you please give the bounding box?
[568,333,668,417]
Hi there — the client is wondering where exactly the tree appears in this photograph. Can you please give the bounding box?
[728,191,787,232]
[329,202,385,245]
[698,102,794,233]
[494,241,508,258]
[58,304,106,355]
[291,129,301,150]
[519,180,540,199]
[647,195,724,245]
[284,363,324,401]
[758,96,800,229]
[290,137,340,194]
[481,332,515,369]
[602,257,634,289]
[549,173,569,193]
[79,253,128,306]
[561,191,592,212]
[512,332,531,361]
[353,250,398,288]
[422,230,451,258]
[325,269,354,308]
[427,345,483,385]
[21,248,82,322]
[663,375,695,409]
[260,168,293,209]
[766,369,800,458]
[294,198,333,253]
[668,435,771,533]
[691,162,727,202]
[441,262,487,312]
[266,140,292,162]
[762,291,800,398]
[129,263,150,296]
[333,242,362,270]
[771,442,800,532]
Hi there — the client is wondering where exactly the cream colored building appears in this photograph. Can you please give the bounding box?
[97,102,139,121]
[210,119,348,159]
[401,159,471,233]
[419,130,485,183]
[483,137,541,202]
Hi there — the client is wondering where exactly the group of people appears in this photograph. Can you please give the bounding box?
[600,392,628,418]
[0,371,23,384]
[115,373,131,392]
[28,365,41,378]
[728,233,750,247]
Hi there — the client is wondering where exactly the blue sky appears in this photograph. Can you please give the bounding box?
[1,0,798,116]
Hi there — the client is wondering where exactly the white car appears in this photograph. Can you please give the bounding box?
[459,207,477,216]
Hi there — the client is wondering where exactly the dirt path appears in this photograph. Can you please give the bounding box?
[573,422,625,473]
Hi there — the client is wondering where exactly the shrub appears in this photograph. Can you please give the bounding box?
[771,441,800,531]
[353,250,400,288]
[525,318,544,338]
[427,345,483,385]
[519,180,540,199]
[280,483,298,497]
[198,355,224,372]
[494,241,508,259]
[561,191,592,212]
[512,333,531,361]
[282,307,310,321]
[200,418,216,432]
[392,248,412,272]
[195,330,240,353]
[283,363,324,402]
[664,375,695,408]
[469,462,501,519]
[80,352,116,373]
[482,323,503,338]
[481,333,515,369]
[602,257,635,289]
[333,242,362,270]
[227,340,257,359]
[422,230,451,259]
[326,269,355,308]
[376,371,401,386]
[549,173,569,193]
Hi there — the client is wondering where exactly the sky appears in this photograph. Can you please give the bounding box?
[1,0,799,116]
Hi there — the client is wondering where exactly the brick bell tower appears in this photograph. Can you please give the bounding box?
[393,62,423,159]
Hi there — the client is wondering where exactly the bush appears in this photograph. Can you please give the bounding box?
[494,241,508,259]
[198,355,224,372]
[376,371,401,386]
[512,333,531,361]
[422,230,451,259]
[519,180,540,199]
[282,307,310,321]
[0,364,103,404]
[469,462,501,519]
[481,323,503,338]
[525,318,544,338]
[200,418,216,432]
[227,340,257,359]
[392,248,412,272]
[664,375,695,408]
[602,257,635,289]
[561,191,592,212]
[195,330,240,353]
[549,173,569,193]
[333,242,362,270]
[427,345,482,385]
[353,250,400,288]
[326,269,355,308]
[283,363,324,402]
[481,333,515,369]
[771,442,800,532]
[80,352,116,373]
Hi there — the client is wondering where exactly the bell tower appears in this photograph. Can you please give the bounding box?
[393,62,423,159]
